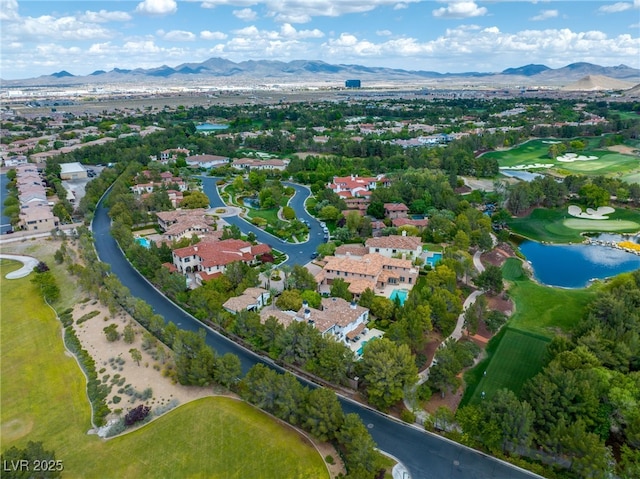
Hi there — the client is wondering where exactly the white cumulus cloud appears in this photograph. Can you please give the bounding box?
[234,8,258,21]
[79,10,132,23]
[135,0,178,16]
[598,1,634,13]
[432,1,488,19]
[161,30,197,41]
[201,30,229,40]
[531,9,558,21]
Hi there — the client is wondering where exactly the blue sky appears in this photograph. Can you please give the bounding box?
[1,0,638,80]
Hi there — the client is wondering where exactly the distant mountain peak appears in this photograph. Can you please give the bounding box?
[51,70,74,78]
[501,64,550,76]
[4,57,639,88]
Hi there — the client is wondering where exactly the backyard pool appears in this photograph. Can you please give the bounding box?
[136,237,151,248]
[425,252,443,267]
[390,288,409,306]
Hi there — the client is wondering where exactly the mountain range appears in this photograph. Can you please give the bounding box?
[2,58,640,89]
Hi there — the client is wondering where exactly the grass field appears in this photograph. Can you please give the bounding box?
[483,138,639,179]
[508,207,640,243]
[461,328,550,407]
[0,259,328,479]
[461,258,597,407]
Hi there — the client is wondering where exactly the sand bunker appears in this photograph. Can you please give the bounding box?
[556,153,598,162]
[568,205,615,220]
[542,140,562,144]
[499,163,553,170]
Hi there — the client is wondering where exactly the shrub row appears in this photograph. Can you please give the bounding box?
[62,325,110,426]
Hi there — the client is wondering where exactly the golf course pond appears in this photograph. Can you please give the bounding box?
[519,234,640,288]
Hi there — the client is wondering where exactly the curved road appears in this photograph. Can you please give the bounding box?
[92,181,540,479]
[201,177,324,265]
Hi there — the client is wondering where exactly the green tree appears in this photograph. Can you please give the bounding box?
[290,264,317,291]
[300,289,322,309]
[1,441,61,478]
[123,323,135,344]
[337,414,384,478]
[360,338,418,410]
[103,323,120,342]
[276,289,303,311]
[579,183,610,209]
[180,190,210,209]
[30,270,60,303]
[473,264,503,294]
[173,329,216,386]
[330,278,352,301]
[129,348,142,366]
[303,387,345,442]
[214,352,242,388]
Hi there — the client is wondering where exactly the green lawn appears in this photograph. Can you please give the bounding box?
[461,328,550,406]
[483,137,639,178]
[503,258,597,337]
[461,258,597,407]
[508,207,640,243]
[0,259,328,479]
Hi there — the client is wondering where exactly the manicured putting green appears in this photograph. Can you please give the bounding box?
[563,218,640,231]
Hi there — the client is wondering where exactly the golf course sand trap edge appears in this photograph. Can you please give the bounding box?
[556,153,599,162]
[567,205,615,220]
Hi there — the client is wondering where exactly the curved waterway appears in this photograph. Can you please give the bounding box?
[519,236,640,288]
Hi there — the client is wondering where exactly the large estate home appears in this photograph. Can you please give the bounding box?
[185,154,229,169]
[155,209,219,242]
[229,157,289,171]
[365,233,423,259]
[130,170,187,194]
[327,174,390,199]
[171,238,271,286]
[260,297,370,346]
[316,252,418,298]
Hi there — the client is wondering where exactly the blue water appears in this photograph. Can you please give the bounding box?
[0,174,12,234]
[426,252,443,267]
[196,123,229,131]
[390,289,408,306]
[136,237,151,248]
[520,240,640,288]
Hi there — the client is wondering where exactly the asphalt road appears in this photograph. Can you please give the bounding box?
[92,183,541,479]
[200,176,325,265]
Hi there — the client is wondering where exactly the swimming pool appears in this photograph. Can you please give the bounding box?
[136,237,151,248]
[426,252,442,267]
[390,288,409,306]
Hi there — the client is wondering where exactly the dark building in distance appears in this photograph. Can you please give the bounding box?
[345,79,361,88]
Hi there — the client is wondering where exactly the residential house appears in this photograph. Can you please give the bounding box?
[262,297,370,346]
[316,252,418,298]
[3,155,28,167]
[365,233,423,260]
[185,154,229,169]
[327,174,389,199]
[384,203,409,219]
[171,238,271,286]
[155,209,218,242]
[223,287,270,314]
[230,157,289,171]
[159,148,190,163]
